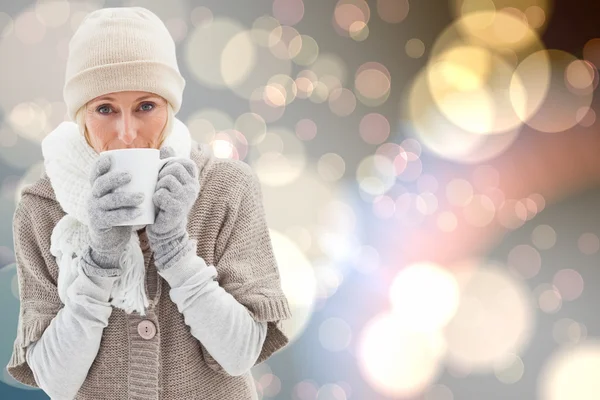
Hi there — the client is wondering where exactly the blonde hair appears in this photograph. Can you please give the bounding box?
[75,100,175,153]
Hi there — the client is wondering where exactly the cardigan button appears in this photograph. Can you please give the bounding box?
[137,320,156,340]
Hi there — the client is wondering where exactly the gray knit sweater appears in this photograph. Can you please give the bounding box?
[6,142,292,399]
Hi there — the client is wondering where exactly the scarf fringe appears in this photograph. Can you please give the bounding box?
[50,215,149,315]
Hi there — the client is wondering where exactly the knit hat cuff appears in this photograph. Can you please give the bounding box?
[64,60,185,121]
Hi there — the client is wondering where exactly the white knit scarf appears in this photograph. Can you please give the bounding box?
[41,117,193,316]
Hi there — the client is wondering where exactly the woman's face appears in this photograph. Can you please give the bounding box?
[84,90,168,152]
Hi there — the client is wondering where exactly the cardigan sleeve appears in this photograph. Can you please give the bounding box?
[5,197,64,388]
[201,166,293,371]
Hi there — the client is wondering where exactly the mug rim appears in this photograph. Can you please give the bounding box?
[102,148,160,154]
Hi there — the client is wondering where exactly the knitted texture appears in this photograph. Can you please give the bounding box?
[63,7,185,121]
[6,142,292,399]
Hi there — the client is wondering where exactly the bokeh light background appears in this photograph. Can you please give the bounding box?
[1,0,600,399]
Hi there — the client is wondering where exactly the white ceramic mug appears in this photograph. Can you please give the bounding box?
[102,148,177,226]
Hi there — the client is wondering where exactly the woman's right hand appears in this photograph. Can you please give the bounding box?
[85,153,145,271]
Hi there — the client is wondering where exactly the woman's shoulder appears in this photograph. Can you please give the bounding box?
[14,174,65,232]
[192,142,257,202]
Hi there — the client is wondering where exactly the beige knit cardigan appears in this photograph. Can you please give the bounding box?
[6,141,293,399]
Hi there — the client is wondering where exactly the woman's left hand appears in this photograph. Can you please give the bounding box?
[146,146,200,268]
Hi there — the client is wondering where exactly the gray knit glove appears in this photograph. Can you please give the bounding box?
[146,146,200,271]
[81,152,145,277]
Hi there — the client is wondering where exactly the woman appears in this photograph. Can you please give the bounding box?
[5,6,292,400]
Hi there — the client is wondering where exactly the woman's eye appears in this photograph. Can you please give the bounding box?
[140,103,154,111]
[97,105,111,114]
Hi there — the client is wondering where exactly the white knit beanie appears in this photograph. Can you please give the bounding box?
[63,7,185,121]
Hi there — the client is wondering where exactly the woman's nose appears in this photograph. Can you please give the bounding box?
[117,114,138,145]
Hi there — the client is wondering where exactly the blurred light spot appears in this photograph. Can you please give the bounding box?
[252,15,281,47]
[494,353,524,384]
[268,74,298,105]
[356,154,396,197]
[553,318,587,346]
[404,69,520,163]
[359,113,390,144]
[187,108,233,142]
[260,373,281,397]
[507,244,541,279]
[234,112,267,146]
[529,193,546,212]
[417,174,439,193]
[333,0,370,38]
[565,60,596,91]
[185,17,245,89]
[446,179,473,207]
[308,81,330,104]
[316,383,347,400]
[524,5,546,29]
[389,262,460,331]
[355,62,391,106]
[457,10,542,52]
[539,340,600,400]
[577,107,596,128]
[314,258,350,291]
[35,0,70,28]
[444,263,534,372]
[268,25,302,60]
[349,21,369,41]
[578,233,600,255]
[0,12,14,38]
[250,86,286,122]
[394,192,427,228]
[583,38,600,70]
[514,50,593,133]
[318,153,345,182]
[553,269,584,302]
[416,192,439,215]
[462,194,495,227]
[273,0,305,26]
[164,17,188,43]
[497,199,527,230]
[406,38,425,58]
[395,151,422,182]
[221,29,256,87]
[536,283,562,313]
[271,231,316,344]
[319,317,352,352]
[296,118,317,141]
[428,45,527,135]
[310,53,348,87]
[424,383,454,400]
[350,244,380,274]
[8,102,48,143]
[14,10,46,44]
[437,211,458,233]
[328,88,357,117]
[373,195,395,219]
[532,224,557,250]
[472,165,499,191]
[320,75,343,94]
[293,380,319,400]
[377,0,409,23]
[291,34,319,66]
[190,6,213,27]
[253,127,306,186]
[358,312,445,397]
